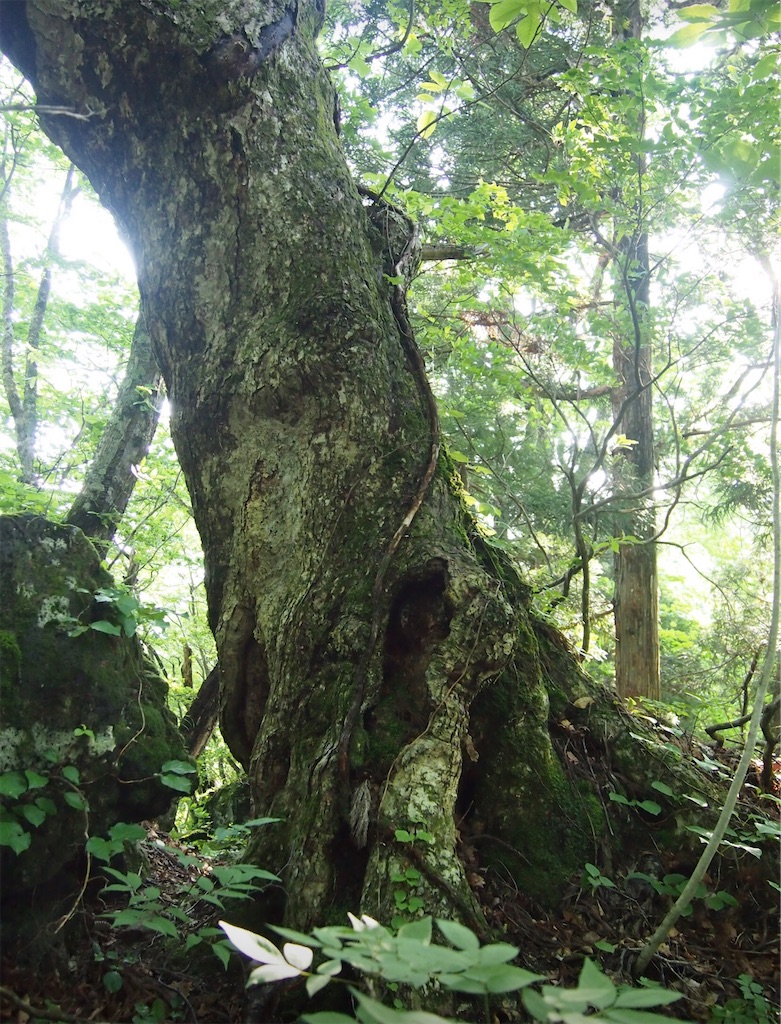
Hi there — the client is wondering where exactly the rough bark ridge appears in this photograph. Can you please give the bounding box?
[0,0,603,929]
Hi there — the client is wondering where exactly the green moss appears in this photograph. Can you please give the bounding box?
[0,629,21,666]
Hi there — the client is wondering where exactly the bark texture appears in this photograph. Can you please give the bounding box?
[66,314,163,541]
[610,0,661,702]
[0,0,608,930]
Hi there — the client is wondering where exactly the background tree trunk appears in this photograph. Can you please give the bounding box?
[0,0,608,930]
[609,0,661,701]
[66,314,163,541]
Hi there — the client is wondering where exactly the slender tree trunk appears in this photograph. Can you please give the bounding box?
[0,0,608,933]
[0,163,78,484]
[66,314,163,541]
[609,0,661,701]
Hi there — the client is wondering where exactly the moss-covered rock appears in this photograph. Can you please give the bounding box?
[0,514,191,936]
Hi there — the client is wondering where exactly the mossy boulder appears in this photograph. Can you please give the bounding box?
[0,514,190,937]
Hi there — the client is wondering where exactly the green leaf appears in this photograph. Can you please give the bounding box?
[650,781,674,797]
[144,915,179,938]
[523,989,551,1021]
[448,450,470,463]
[34,797,56,816]
[476,943,520,966]
[64,791,88,810]
[678,3,719,19]
[306,973,334,997]
[476,963,545,993]
[109,822,147,842]
[516,8,542,47]
[666,21,710,46]
[436,919,479,951]
[271,925,323,947]
[637,800,661,815]
[24,770,49,789]
[103,970,123,993]
[0,819,31,854]
[61,765,80,785]
[752,51,778,79]
[573,958,617,1008]
[609,792,630,805]
[90,620,122,635]
[19,804,47,827]
[0,772,28,798]
[416,110,437,139]
[211,940,232,968]
[614,989,682,1009]
[397,917,432,944]
[490,0,527,32]
[160,759,196,775]
[558,0,577,10]
[159,773,192,793]
[603,1010,684,1024]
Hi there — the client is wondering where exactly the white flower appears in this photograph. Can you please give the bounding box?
[347,912,381,932]
[219,921,313,983]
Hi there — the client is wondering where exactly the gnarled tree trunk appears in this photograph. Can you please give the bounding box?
[0,0,617,932]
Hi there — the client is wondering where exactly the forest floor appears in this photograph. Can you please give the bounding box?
[1,743,778,1024]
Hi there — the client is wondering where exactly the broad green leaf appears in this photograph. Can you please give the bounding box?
[0,819,31,854]
[603,1010,685,1024]
[90,620,122,636]
[476,943,521,966]
[24,770,49,789]
[573,958,617,1008]
[397,917,432,944]
[523,988,551,1021]
[436,919,479,951]
[109,822,147,842]
[559,0,577,10]
[637,800,661,815]
[211,940,232,968]
[103,970,123,993]
[614,989,682,1009]
[516,8,542,47]
[19,804,47,827]
[416,110,437,139]
[650,781,674,797]
[64,791,87,810]
[61,765,80,784]
[490,0,527,32]
[666,21,710,45]
[306,973,334,997]
[159,773,192,792]
[0,772,28,798]
[160,759,196,774]
[678,3,719,19]
[144,915,180,938]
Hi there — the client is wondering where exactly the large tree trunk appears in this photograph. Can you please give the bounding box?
[0,0,613,932]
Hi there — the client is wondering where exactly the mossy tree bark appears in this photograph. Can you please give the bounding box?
[1,0,625,931]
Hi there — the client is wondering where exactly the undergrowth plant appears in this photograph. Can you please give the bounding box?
[89,818,280,977]
[220,915,688,1024]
